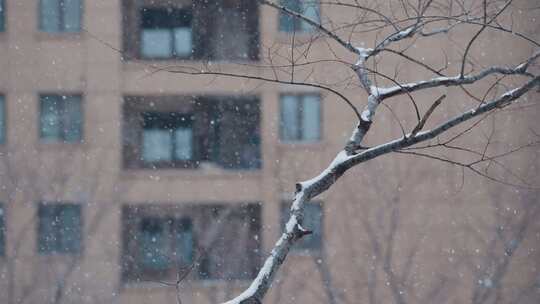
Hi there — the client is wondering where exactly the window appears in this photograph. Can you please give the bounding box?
[122,203,261,282]
[279,0,320,32]
[122,0,259,60]
[281,201,323,251]
[137,216,193,276]
[0,0,5,32]
[141,112,194,163]
[0,95,5,144]
[38,203,82,254]
[140,7,192,59]
[40,0,82,33]
[39,94,83,143]
[123,96,261,170]
[280,94,321,142]
[0,204,5,256]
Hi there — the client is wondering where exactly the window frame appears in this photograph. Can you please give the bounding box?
[37,202,83,255]
[39,93,84,143]
[39,0,83,33]
[279,93,322,143]
[121,203,261,283]
[122,95,262,170]
[121,0,260,61]
[123,96,199,169]
[140,111,195,165]
[139,6,193,60]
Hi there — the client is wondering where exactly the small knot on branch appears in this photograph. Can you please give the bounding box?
[295,183,302,193]
[293,224,313,240]
[298,229,313,238]
[359,118,373,129]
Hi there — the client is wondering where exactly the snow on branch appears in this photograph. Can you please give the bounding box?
[375,50,540,100]
[221,70,539,303]
[143,2,540,303]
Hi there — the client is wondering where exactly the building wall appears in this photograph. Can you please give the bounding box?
[0,1,539,304]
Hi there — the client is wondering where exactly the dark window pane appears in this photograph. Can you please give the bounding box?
[301,95,321,141]
[141,112,194,164]
[38,204,58,253]
[40,0,82,32]
[141,7,191,29]
[215,98,261,169]
[140,7,192,58]
[280,95,300,141]
[63,0,82,32]
[40,0,61,32]
[58,205,82,253]
[139,218,170,270]
[142,129,173,162]
[279,0,302,32]
[173,27,192,57]
[141,28,173,58]
[173,218,193,265]
[279,0,320,32]
[40,95,62,141]
[302,202,323,249]
[40,94,83,143]
[174,128,193,160]
[301,1,319,31]
[208,8,250,60]
[63,95,82,142]
[280,94,321,142]
[194,1,259,60]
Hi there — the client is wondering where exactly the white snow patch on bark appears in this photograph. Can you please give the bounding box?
[361,95,380,121]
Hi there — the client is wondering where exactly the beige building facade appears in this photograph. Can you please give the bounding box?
[0,1,539,304]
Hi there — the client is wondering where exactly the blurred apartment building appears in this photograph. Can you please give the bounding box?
[0,1,539,304]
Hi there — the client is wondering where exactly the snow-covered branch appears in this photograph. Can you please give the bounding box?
[375,50,540,100]
[133,3,540,303]
[221,70,539,304]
